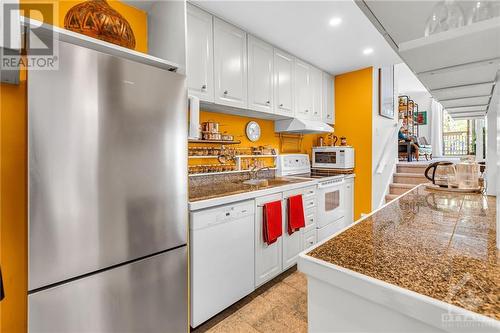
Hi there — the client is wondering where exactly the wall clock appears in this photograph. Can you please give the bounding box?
[245,121,261,142]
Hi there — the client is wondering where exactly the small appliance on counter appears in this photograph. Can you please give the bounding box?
[424,158,482,193]
[188,95,201,139]
[424,161,457,188]
[312,146,355,170]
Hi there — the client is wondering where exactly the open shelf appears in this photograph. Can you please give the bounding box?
[188,139,242,145]
[21,17,181,71]
[357,1,499,118]
[399,17,500,74]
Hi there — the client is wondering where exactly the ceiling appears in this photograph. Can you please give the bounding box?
[191,0,401,74]
[395,63,427,95]
[360,0,500,120]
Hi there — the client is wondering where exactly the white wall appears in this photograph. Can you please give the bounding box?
[486,81,500,249]
[372,68,398,209]
[486,92,498,197]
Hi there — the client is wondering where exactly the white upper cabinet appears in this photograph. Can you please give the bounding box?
[322,72,335,125]
[273,49,294,116]
[186,4,214,102]
[247,36,274,114]
[310,66,323,121]
[186,6,334,124]
[213,18,248,109]
[294,59,312,120]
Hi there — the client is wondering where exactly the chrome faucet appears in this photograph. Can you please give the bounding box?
[250,166,270,180]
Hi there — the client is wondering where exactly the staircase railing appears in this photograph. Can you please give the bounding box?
[443,131,470,156]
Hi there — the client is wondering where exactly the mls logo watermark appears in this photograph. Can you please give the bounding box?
[441,273,497,330]
[1,1,59,70]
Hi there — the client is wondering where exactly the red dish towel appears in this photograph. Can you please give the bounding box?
[288,195,305,235]
[263,201,282,245]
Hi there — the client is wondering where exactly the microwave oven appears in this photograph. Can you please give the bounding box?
[312,146,355,169]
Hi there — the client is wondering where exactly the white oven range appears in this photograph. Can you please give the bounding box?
[277,154,352,241]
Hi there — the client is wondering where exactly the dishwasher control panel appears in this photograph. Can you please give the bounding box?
[190,201,255,230]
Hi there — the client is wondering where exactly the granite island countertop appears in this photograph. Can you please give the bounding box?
[306,185,499,322]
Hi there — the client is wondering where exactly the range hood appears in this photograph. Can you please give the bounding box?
[274,118,333,134]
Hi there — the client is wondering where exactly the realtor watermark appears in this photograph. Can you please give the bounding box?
[1,1,59,70]
[441,273,498,330]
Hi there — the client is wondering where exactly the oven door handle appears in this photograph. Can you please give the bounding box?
[317,180,345,189]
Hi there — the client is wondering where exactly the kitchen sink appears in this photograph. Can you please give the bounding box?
[242,178,296,187]
[243,179,269,186]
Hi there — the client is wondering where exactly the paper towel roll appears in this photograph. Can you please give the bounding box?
[188,95,200,139]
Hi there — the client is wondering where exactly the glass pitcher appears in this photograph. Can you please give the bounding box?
[456,157,480,189]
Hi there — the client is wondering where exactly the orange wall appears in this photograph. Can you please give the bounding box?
[0,67,28,333]
[0,2,148,332]
[189,111,319,170]
[334,67,373,219]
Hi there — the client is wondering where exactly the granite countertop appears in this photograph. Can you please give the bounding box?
[189,177,314,202]
[308,185,499,321]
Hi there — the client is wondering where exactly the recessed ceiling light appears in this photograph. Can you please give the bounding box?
[329,17,342,26]
[363,48,374,55]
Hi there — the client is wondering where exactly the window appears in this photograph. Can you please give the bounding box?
[442,112,475,156]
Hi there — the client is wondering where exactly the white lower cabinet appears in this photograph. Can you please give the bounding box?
[190,184,319,325]
[255,186,317,287]
[303,229,317,250]
[282,225,303,270]
[255,193,283,287]
[282,189,303,271]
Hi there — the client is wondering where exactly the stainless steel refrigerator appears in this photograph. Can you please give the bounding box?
[28,39,187,332]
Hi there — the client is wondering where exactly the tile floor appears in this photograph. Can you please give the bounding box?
[191,267,308,333]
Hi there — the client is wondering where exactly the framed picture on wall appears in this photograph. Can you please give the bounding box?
[378,66,395,119]
[416,111,427,125]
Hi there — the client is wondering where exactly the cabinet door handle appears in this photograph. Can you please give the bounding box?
[201,84,207,90]
[279,103,284,107]
[266,100,270,104]
[223,90,228,95]
[305,109,309,113]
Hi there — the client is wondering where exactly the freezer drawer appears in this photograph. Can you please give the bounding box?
[28,40,188,290]
[29,246,187,333]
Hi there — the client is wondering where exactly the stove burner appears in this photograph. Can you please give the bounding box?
[291,169,352,180]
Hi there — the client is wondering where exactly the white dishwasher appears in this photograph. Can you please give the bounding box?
[190,200,255,328]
